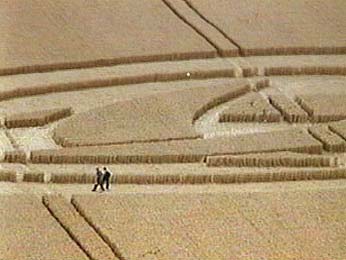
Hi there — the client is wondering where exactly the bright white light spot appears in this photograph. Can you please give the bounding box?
[187,72,191,77]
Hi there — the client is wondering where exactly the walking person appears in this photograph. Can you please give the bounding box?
[102,167,112,191]
[92,167,105,192]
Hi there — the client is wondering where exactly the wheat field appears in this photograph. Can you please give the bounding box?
[187,0,346,55]
[1,0,346,258]
[0,195,88,260]
[70,187,346,259]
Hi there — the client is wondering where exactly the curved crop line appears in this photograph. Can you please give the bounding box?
[193,78,271,124]
[192,84,251,123]
[0,70,236,103]
[0,62,344,104]
[53,84,250,148]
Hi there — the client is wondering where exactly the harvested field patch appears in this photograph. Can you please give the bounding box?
[207,152,337,168]
[0,0,216,76]
[5,108,72,128]
[72,189,346,259]
[219,92,281,123]
[0,195,88,259]
[53,80,250,146]
[308,125,346,152]
[32,129,322,164]
[187,0,346,56]
[269,94,309,123]
[43,195,118,260]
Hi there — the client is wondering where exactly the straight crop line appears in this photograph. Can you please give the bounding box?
[54,132,202,148]
[265,96,283,118]
[267,96,285,119]
[71,198,126,260]
[0,53,217,77]
[161,0,221,56]
[293,96,313,118]
[183,0,244,56]
[42,197,93,260]
[329,125,346,143]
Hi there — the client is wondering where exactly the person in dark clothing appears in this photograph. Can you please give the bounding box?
[102,167,112,191]
[92,167,105,192]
